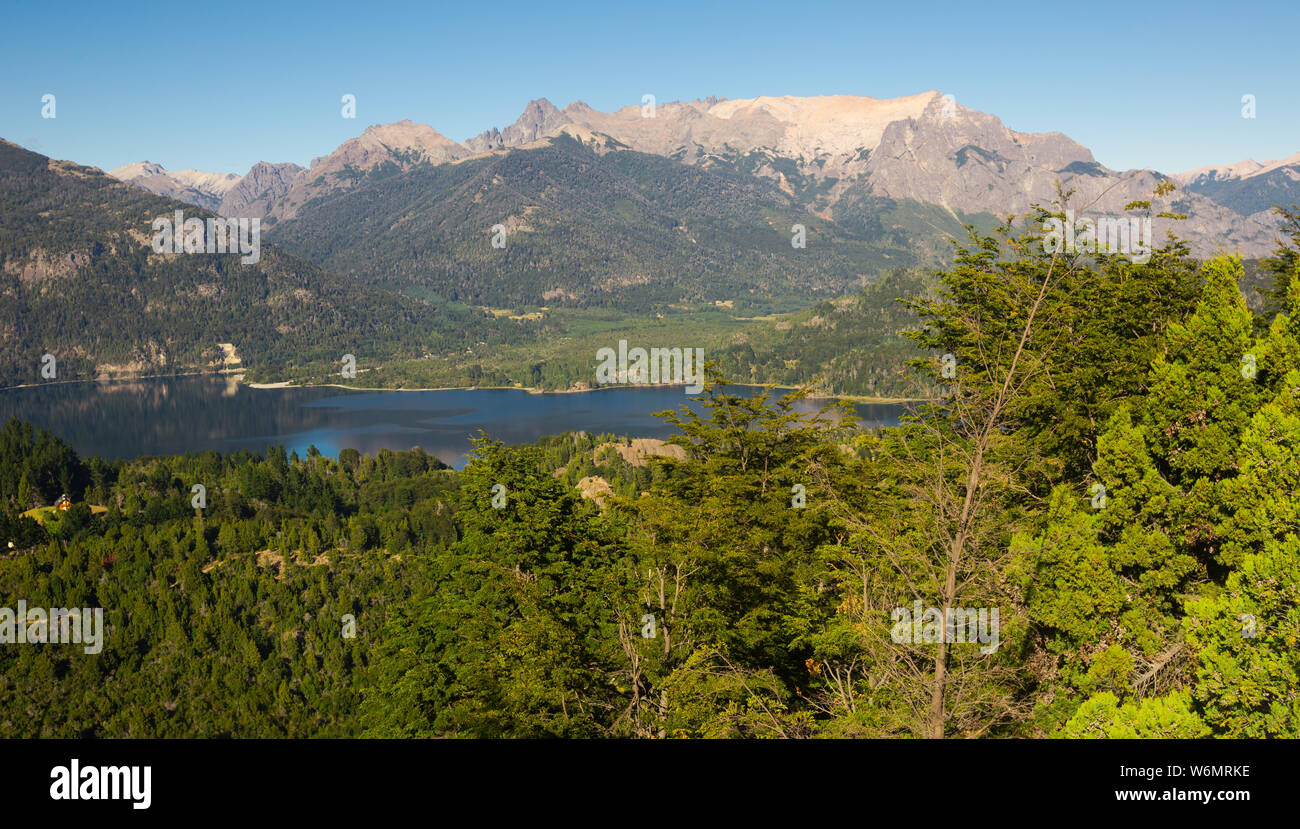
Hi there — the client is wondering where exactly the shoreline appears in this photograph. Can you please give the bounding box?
[0,367,243,393]
[245,379,921,404]
[2,370,923,405]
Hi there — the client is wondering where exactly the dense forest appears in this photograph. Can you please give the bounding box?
[714,267,938,397]
[0,140,555,386]
[282,271,939,399]
[3,204,1298,738]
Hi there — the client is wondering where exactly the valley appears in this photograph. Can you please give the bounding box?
[2,13,1299,761]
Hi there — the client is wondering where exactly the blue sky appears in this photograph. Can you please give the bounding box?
[2,0,1296,176]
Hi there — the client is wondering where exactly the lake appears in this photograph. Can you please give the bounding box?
[0,376,906,469]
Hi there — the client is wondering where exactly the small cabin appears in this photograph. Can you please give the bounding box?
[54,494,72,511]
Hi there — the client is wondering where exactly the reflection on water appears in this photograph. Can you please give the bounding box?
[0,376,906,469]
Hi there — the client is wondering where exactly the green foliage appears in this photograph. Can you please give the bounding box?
[1258,205,1300,318]
[0,140,552,386]
[1184,535,1300,737]
[1011,250,1300,734]
[713,268,935,398]
[5,203,1300,739]
[0,417,88,506]
[270,135,921,312]
[1058,691,1210,738]
[0,424,456,737]
[906,213,1201,483]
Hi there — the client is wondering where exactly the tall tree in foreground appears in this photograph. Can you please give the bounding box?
[1016,254,1300,736]
[811,211,1073,737]
[816,188,1198,737]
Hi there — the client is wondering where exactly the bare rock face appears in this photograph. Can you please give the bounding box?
[456,92,1276,254]
[464,92,939,167]
[107,161,241,212]
[862,95,1096,211]
[593,438,687,467]
[465,98,569,152]
[311,119,468,169]
[108,160,168,179]
[1173,152,1300,222]
[1174,158,1271,186]
[218,161,305,219]
[576,475,615,506]
[109,91,1290,257]
[851,97,1278,258]
[704,92,937,162]
[268,120,470,221]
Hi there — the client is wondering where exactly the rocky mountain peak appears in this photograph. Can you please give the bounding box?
[108,160,168,180]
[466,98,571,152]
[218,161,306,219]
[105,160,240,212]
[275,120,471,220]
[1174,151,1300,217]
[94,91,1294,258]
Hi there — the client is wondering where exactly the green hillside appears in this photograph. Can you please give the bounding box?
[269,133,935,312]
[0,140,550,386]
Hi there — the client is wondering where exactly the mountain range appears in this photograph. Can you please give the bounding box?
[1173,151,1300,218]
[110,159,304,219]
[4,90,1297,387]
[104,90,1296,259]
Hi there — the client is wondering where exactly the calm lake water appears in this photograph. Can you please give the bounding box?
[0,376,906,469]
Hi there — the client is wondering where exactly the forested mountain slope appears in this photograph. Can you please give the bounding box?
[0,141,547,386]
[268,132,928,311]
